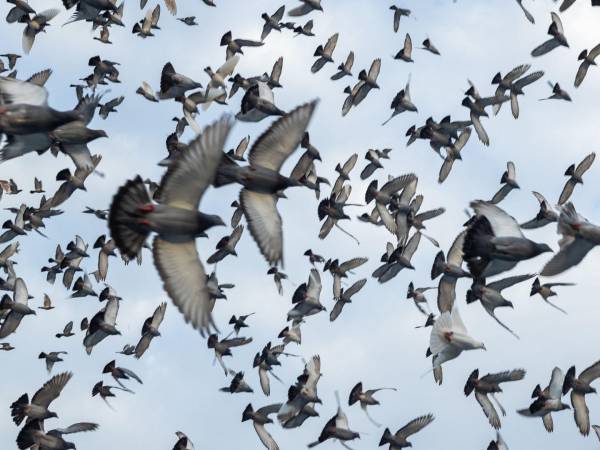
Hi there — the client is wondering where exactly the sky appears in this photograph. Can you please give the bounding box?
[1,0,600,449]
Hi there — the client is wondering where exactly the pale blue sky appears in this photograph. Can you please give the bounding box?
[1,0,600,449]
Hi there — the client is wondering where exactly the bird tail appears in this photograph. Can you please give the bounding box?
[406,281,414,299]
[241,403,253,422]
[430,251,446,279]
[10,393,29,426]
[108,176,152,259]
[563,365,576,395]
[38,352,47,359]
[379,428,393,446]
[463,216,494,260]
[365,180,378,204]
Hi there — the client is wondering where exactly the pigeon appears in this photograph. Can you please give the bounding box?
[83,298,120,354]
[242,403,282,450]
[541,81,571,101]
[287,269,325,321]
[529,277,573,314]
[136,81,159,102]
[220,370,253,394]
[177,16,197,26]
[437,128,472,183]
[466,274,534,338]
[353,58,382,107]
[558,152,595,205]
[207,225,244,264]
[464,368,526,429]
[132,5,161,38]
[531,13,569,57]
[38,351,67,373]
[487,431,509,450]
[331,51,354,81]
[575,44,600,87]
[278,355,322,423]
[227,135,250,161]
[382,76,417,125]
[216,101,317,266]
[109,117,231,335]
[10,371,72,425]
[330,278,366,321]
[98,96,124,119]
[220,31,264,59]
[16,420,98,450]
[421,38,440,55]
[406,282,436,316]
[134,302,166,358]
[463,201,552,278]
[0,278,35,339]
[562,361,600,435]
[520,192,558,229]
[515,0,534,23]
[429,307,485,383]
[379,414,435,449]
[312,33,338,73]
[308,392,359,448]
[490,162,519,204]
[517,367,570,432]
[288,0,322,17]
[172,431,195,450]
[103,360,143,391]
[56,321,75,338]
[21,9,60,54]
[267,267,287,295]
[261,5,285,41]
[373,233,421,283]
[229,312,254,335]
[348,382,397,427]
[92,380,128,408]
[208,333,252,374]
[390,5,410,32]
[394,33,413,62]
[462,81,508,146]
[158,62,202,100]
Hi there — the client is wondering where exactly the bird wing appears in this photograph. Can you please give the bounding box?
[240,190,282,266]
[579,360,600,384]
[572,391,590,435]
[151,302,167,328]
[487,274,535,292]
[471,200,523,238]
[259,367,271,395]
[31,372,72,408]
[475,392,500,429]
[396,413,435,438]
[531,37,561,57]
[288,3,313,17]
[541,237,595,276]
[482,369,526,384]
[437,274,457,314]
[152,237,213,335]
[368,58,382,80]
[248,101,316,172]
[159,116,232,211]
[558,179,576,205]
[0,77,48,106]
[447,229,467,266]
[253,422,279,450]
[575,152,595,177]
[53,422,98,435]
[323,33,338,56]
[134,333,152,359]
[549,367,565,399]
[339,257,368,273]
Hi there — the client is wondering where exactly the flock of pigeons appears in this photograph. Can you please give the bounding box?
[1,0,600,449]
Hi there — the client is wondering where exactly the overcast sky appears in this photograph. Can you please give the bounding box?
[1,0,600,449]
